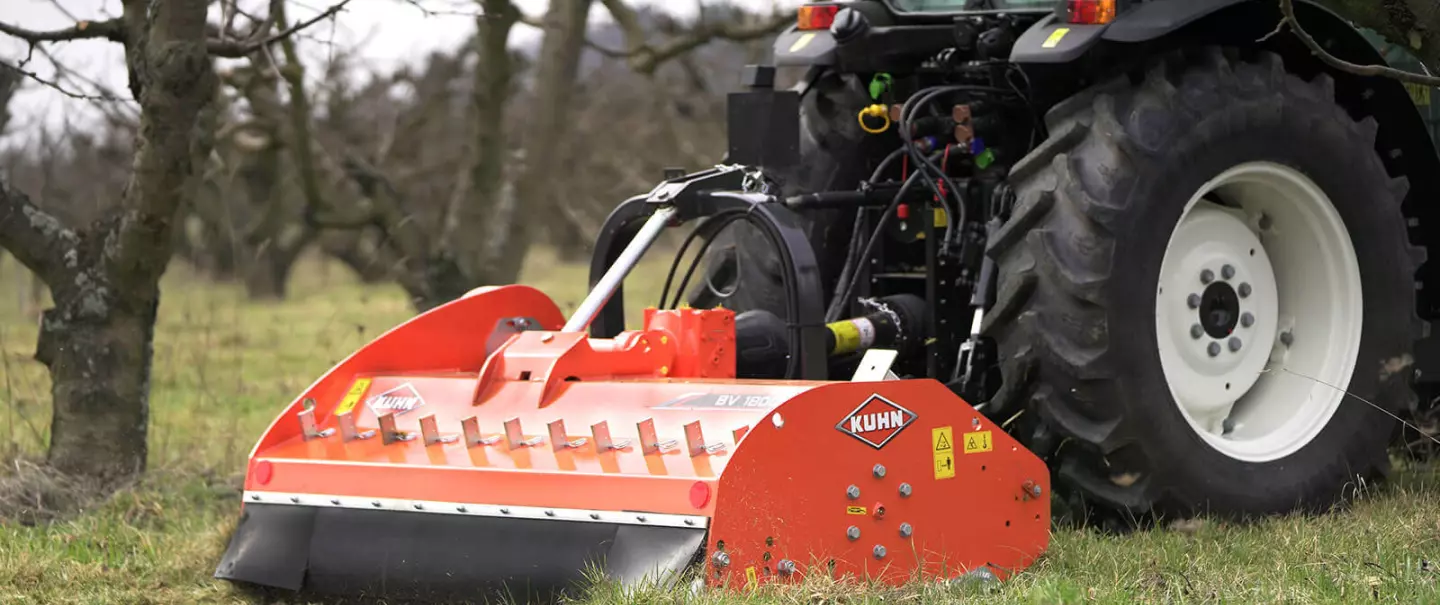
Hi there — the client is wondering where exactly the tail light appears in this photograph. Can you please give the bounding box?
[1066,0,1116,24]
[798,4,841,30]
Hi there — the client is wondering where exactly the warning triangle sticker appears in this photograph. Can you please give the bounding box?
[935,433,952,452]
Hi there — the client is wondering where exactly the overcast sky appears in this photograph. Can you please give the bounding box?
[2,0,799,145]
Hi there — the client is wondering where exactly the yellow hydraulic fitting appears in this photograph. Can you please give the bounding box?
[858,104,891,134]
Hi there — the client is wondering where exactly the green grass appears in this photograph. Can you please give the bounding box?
[2,248,1440,604]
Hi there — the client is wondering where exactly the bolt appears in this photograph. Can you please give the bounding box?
[1208,342,1221,357]
[291,496,300,503]
[1241,312,1255,328]
[777,560,797,575]
[1222,265,1236,280]
[1281,331,1294,347]
[1239,283,1252,298]
[1031,484,1043,497]
[972,417,981,428]
[1191,324,1204,339]
[874,545,887,559]
[847,525,861,540]
[331,498,341,505]
[847,485,861,500]
[900,522,913,538]
[1187,293,1202,309]
[1259,213,1273,230]
[899,483,913,498]
[1229,337,1243,352]
[1201,269,1215,284]
[414,503,423,510]
[713,552,731,568]
[873,464,886,478]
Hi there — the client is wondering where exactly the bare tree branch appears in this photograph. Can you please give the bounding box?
[208,0,356,58]
[0,175,78,289]
[1277,0,1440,86]
[0,18,126,44]
[0,60,126,102]
[596,0,790,74]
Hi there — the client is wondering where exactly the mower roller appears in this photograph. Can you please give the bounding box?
[214,168,1051,600]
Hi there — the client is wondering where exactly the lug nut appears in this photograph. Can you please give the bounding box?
[1229,337,1243,352]
[873,464,886,478]
[847,485,860,500]
[1280,331,1294,347]
[873,545,887,559]
[1190,324,1204,339]
[900,522,913,538]
[712,552,731,567]
[1239,283,1252,298]
[1201,269,1215,284]
[776,560,796,575]
[1241,312,1254,328]
[1187,294,1201,309]
[847,526,861,541]
[1208,342,1221,357]
[899,482,913,497]
[1221,264,1235,280]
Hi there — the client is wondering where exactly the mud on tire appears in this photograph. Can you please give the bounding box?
[983,47,1425,524]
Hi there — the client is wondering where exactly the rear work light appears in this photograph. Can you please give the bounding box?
[798,4,841,30]
[1067,0,1116,24]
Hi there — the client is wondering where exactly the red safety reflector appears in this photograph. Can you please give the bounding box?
[1067,0,1116,24]
[253,460,273,486]
[690,481,712,509]
[798,4,841,30]
[897,203,910,220]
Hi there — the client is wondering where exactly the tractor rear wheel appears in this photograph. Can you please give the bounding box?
[985,47,1425,523]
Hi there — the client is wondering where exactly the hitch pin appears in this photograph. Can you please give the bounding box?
[591,421,633,451]
[638,418,679,455]
[379,413,417,445]
[337,411,375,441]
[420,415,459,446]
[299,408,336,441]
[461,416,500,447]
[684,421,727,457]
[547,420,588,451]
[504,418,544,450]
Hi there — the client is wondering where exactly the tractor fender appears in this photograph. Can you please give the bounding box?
[1011,0,1287,63]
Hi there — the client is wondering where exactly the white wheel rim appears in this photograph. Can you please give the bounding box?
[1155,161,1362,463]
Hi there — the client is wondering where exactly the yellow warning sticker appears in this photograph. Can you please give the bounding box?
[745,566,758,589]
[335,378,372,416]
[932,426,953,453]
[1043,27,1070,49]
[789,32,816,53]
[847,505,868,515]
[934,451,955,480]
[964,430,993,454]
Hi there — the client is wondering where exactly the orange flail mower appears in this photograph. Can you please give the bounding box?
[215,166,1052,601]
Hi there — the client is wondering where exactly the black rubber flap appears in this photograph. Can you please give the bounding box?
[214,503,706,602]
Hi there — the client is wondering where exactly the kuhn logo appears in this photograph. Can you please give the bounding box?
[836,394,917,449]
[365,382,425,416]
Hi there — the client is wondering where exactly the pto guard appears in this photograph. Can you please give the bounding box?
[214,285,1050,601]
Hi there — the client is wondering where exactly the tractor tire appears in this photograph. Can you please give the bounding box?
[686,68,882,315]
[984,47,1426,524]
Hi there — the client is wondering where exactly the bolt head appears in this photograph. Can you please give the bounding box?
[777,560,796,575]
[1228,337,1242,352]
[971,417,981,428]
[1187,293,1202,309]
[1031,484,1043,497]
[847,525,861,540]
[713,552,731,567]
[1201,269,1215,284]
[1190,324,1204,339]
[1280,331,1294,346]
[1241,312,1254,328]
[1208,342,1221,357]
[1239,283,1252,298]
[899,482,913,497]
[847,485,860,499]
[872,464,886,478]
[873,545,887,559]
[1221,264,1236,280]
[900,522,913,538]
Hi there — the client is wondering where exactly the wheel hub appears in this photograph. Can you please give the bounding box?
[1154,162,1362,463]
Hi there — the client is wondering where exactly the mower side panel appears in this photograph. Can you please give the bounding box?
[706,380,1049,587]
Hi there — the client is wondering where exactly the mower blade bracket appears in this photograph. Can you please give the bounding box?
[547,419,589,451]
[460,416,500,447]
[591,421,633,451]
[684,421,727,457]
[337,411,375,442]
[504,417,544,449]
[298,408,335,441]
[638,418,680,455]
[419,415,459,446]
[378,413,416,445]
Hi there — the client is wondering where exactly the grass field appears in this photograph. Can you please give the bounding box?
[2,249,1440,604]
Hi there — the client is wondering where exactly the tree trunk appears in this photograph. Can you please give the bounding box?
[0,0,217,485]
[483,0,595,285]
